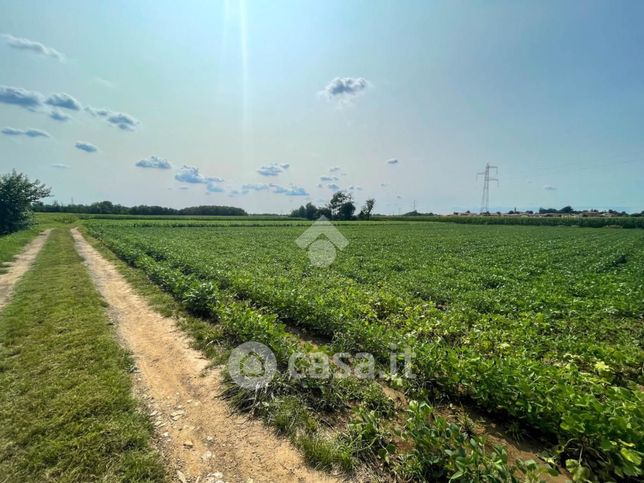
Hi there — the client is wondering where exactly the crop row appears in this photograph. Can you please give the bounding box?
[85,222,644,479]
[85,229,559,481]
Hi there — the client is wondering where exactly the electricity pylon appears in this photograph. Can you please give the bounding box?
[477,163,498,213]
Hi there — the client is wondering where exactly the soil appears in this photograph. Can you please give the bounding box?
[71,228,337,483]
[0,229,51,310]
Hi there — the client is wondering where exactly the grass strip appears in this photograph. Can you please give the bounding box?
[0,228,41,274]
[0,229,165,482]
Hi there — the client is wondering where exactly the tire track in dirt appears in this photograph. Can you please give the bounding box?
[71,228,337,483]
[0,229,51,310]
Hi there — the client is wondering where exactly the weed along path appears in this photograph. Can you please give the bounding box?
[0,229,51,309]
[71,228,337,483]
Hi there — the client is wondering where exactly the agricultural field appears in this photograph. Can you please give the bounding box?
[84,219,644,481]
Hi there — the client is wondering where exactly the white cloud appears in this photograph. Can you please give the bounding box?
[270,183,309,196]
[75,141,98,153]
[0,85,44,110]
[2,34,64,61]
[207,183,225,193]
[175,165,207,184]
[86,106,139,131]
[0,85,137,131]
[320,175,339,182]
[45,93,81,111]
[1,127,50,138]
[257,162,289,177]
[107,112,138,131]
[241,183,270,193]
[322,77,370,102]
[49,110,70,122]
[175,165,224,188]
[136,155,172,169]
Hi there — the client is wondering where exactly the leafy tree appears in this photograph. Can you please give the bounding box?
[358,198,375,220]
[327,191,350,218]
[317,206,332,219]
[328,191,356,220]
[290,205,306,218]
[304,202,319,220]
[337,200,356,220]
[0,171,51,234]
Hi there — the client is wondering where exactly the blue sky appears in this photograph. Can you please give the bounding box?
[1,0,643,213]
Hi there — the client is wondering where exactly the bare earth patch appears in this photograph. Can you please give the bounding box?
[0,229,51,310]
[71,228,337,483]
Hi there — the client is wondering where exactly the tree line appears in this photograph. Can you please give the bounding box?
[290,192,375,220]
[32,201,248,216]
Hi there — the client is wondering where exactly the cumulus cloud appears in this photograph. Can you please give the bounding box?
[1,127,50,138]
[322,77,369,102]
[51,163,70,169]
[0,86,136,131]
[207,183,225,193]
[257,162,289,177]
[107,112,138,131]
[387,158,399,165]
[85,106,110,117]
[0,85,44,110]
[136,155,172,170]
[320,175,339,182]
[45,93,81,111]
[241,183,270,193]
[543,185,557,191]
[175,165,207,184]
[75,141,97,153]
[270,183,309,196]
[175,165,224,187]
[327,183,341,191]
[348,185,362,191]
[86,106,139,131]
[2,34,64,61]
[49,110,70,122]
[329,167,340,172]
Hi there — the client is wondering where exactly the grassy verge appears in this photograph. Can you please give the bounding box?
[0,228,41,273]
[0,215,78,274]
[0,229,165,482]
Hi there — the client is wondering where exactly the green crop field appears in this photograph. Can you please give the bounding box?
[84,220,644,481]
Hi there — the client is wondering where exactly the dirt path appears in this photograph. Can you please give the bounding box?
[71,228,337,483]
[0,229,51,310]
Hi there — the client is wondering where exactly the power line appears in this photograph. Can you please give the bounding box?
[477,163,498,213]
